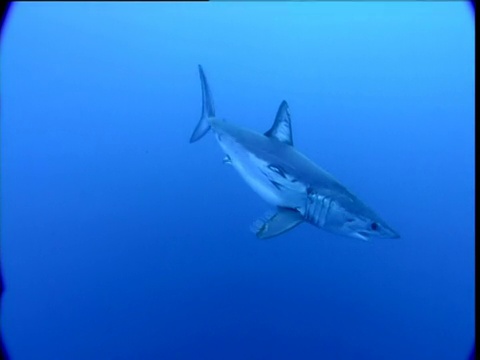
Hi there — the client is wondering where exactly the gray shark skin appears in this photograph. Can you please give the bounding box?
[190,65,399,241]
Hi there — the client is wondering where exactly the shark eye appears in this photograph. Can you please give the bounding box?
[370,222,379,231]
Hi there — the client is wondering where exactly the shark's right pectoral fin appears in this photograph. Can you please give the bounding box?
[251,207,303,239]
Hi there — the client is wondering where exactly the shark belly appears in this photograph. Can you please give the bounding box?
[232,153,285,206]
[217,135,305,208]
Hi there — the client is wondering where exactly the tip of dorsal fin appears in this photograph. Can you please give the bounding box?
[264,100,293,146]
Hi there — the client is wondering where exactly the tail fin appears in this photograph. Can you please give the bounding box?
[189,65,215,143]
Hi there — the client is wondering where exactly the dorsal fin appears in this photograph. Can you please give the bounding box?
[264,100,293,146]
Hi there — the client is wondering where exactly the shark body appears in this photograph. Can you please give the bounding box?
[190,65,399,240]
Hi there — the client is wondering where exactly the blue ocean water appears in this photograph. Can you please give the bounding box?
[0,2,474,359]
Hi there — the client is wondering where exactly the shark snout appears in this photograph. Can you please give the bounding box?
[383,225,400,239]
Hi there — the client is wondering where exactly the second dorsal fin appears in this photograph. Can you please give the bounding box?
[264,100,293,146]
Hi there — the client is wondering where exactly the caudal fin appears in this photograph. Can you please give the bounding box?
[189,65,215,143]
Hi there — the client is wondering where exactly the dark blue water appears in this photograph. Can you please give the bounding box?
[1,2,474,359]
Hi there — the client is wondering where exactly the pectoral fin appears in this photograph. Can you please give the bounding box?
[251,207,303,239]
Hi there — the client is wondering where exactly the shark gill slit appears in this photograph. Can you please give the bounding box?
[306,190,331,226]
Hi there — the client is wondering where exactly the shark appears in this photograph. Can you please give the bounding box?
[190,65,399,240]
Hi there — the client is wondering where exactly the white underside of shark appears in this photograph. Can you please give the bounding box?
[190,65,399,241]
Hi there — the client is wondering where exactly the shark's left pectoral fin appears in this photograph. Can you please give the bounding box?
[251,207,303,239]
[264,100,293,146]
